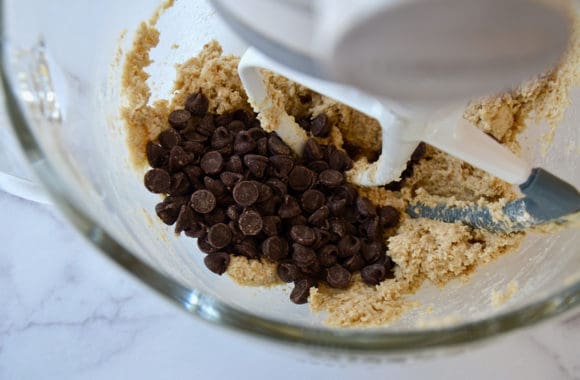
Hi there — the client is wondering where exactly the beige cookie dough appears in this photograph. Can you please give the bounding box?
[121,5,579,327]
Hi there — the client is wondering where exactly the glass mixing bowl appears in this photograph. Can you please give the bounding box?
[1,0,579,356]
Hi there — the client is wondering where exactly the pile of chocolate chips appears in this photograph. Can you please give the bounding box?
[144,92,401,304]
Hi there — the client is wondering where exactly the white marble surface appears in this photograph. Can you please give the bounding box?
[1,190,579,380]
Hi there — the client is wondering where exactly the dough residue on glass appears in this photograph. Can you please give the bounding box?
[121,8,579,327]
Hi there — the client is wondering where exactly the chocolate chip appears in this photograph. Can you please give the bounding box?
[182,141,205,155]
[183,221,207,238]
[307,160,329,173]
[267,135,291,156]
[169,146,194,172]
[215,113,233,127]
[308,206,329,226]
[327,196,347,216]
[181,126,208,143]
[342,141,361,158]
[204,177,226,197]
[232,181,259,207]
[155,200,181,225]
[158,128,182,149]
[224,155,244,174]
[243,154,269,178]
[197,114,216,136]
[311,114,330,137]
[265,178,287,196]
[278,195,301,218]
[292,244,317,267]
[226,205,241,220]
[343,254,365,272]
[257,195,281,215]
[289,225,316,246]
[296,116,311,132]
[362,241,384,263]
[288,215,308,226]
[183,165,204,187]
[146,142,168,168]
[247,127,267,140]
[411,142,427,162]
[288,166,315,191]
[338,235,361,258]
[228,120,246,134]
[204,252,230,275]
[262,215,281,236]
[361,217,380,239]
[144,168,171,193]
[277,262,302,283]
[379,206,400,228]
[318,169,344,188]
[290,278,315,304]
[300,189,325,213]
[269,155,294,178]
[334,185,358,205]
[238,209,263,236]
[356,197,377,217]
[234,131,256,154]
[185,92,209,116]
[191,189,216,214]
[326,264,351,289]
[327,146,352,171]
[169,172,191,196]
[319,245,339,267]
[228,221,244,243]
[262,236,289,260]
[361,263,387,285]
[207,223,232,249]
[232,109,251,124]
[198,238,218,254]
[235,239,259,258]
[313,228,333,248]
[200,151,224,175]
[256,137,268,155]
[329,219,348,238]
[211,126,233,149]
[303,138,324,161]
[204,207,227,225]
[255,181,273,202]
[168,109,191,129]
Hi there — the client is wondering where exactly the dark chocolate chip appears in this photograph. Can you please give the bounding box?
[289,225,316,246]
[307,160,329,173]
[361,217,380,239]
[269,155,294,178]
[361,263,387,286]
[313,228,333,248]
[325,264,351,289]
[319,245,339,267]
[234,131,256,154]
[169,146,194,172]
[292,243,317,267]
[379,205,400,228]
[155,200,181,225]
[238,209,263,236]
[277,262,302,283]
[235,239,259,259]
[207,223,232,249]
[288,166,315,191]
[300,189,325,213]
[334,185,358,205]
[211,127,233,149]
[215,113,233,127]
[296,116,311,132]
[308,206,329,226]
[169,172,191,196]
[318,169,344,188]
[243,154,269,178]
[256,137,268,155]
[343,254,365,272]
[267,135,292,156]
[411,142,427,162]
[265,178,287,196]
[278,195,301,219]
[197,114,216,136]
[356,197,377,217]
[255,181,273,202]
[337,235,361,258]
[329,219,348,238]
[204,177,226,197]
[247,127,267,140]
[224,155,244,173]
[303,138,324,161]
[146,142,168,168]
[158,128,182,149]
[226,204,241,220]
[200,151,224,175]
[290,278,316,304]
[144,168,171,193]
[190,189,216,214]
[262,236,289,260]
[182,141,205,155]
[181,126,208,143]
[183,165,204,187]
[262,215,281,236]
[185,92,209,116]
[362,241,384,263]
[232,181,259,207]
[204,252,230,275]
[311,114,330,137]
[204,207,227,226]
[168,109,191,129]
[183,221,207,238]
[228,120,246,134]
[327,196,347,216]
[327,146,352,171]
[228,221,244,243]
[232,109,251,125]
[288,215,308,226]
[257,195,281,215]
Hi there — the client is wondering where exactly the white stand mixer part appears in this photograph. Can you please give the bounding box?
[238,48,532,187]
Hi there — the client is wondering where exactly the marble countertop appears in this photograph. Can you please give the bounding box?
[1,190,579,379]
